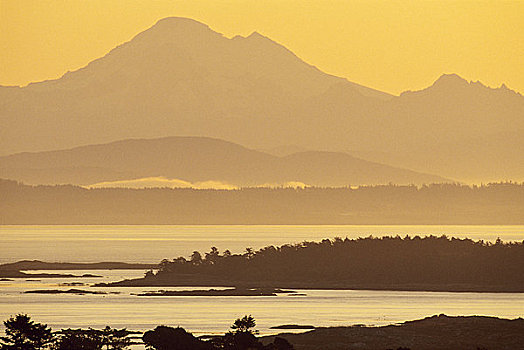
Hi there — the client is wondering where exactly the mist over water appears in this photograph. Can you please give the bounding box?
[1,225,523,264]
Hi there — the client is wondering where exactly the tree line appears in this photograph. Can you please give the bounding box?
[150,235,524,290]
[0,314,293,350]
[2,179,523,224]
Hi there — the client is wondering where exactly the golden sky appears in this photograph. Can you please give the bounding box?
[1,0,523,95]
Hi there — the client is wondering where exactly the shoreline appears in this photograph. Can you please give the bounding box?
[0,260,156,278]
[96,276,524,293]
[3,259,524,293]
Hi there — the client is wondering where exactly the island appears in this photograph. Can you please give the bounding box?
[96,236,524,293]
[270,325,316,330]
[0,271,101,279]
[0,260,157,271]
[135,288,297,297]
[0,260,155,279]
[24,289,118,295]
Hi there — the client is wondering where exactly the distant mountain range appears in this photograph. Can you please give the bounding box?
[0,136,448,187]
[1,17,522,182]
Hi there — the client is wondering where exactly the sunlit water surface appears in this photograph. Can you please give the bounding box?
[1,270,523,335]
[1,225,523,263]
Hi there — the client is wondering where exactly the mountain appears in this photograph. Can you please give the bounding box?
[0,136,448,187]
[1,17,522,182]
[0,17,389,156]
[299,73,524,182]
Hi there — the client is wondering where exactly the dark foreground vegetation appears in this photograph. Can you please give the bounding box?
[0,314,293,350]
[2,179,523,224]
[0,314,134,350]
[3,314,524,350]
[101,236,524,292]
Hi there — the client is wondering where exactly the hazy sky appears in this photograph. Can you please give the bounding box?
[1,0,523,95]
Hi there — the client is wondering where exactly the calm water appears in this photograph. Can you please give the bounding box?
[1,270,524,336]
[1,225,523,263]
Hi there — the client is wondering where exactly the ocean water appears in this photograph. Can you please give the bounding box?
[1,225,523,263]
[1,270,523,336]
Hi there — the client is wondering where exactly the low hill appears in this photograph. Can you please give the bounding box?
[0,136,448,187]
[264,315,524,350]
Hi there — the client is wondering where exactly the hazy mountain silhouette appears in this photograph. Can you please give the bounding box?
[0,136,448,187]
[1,17,522,181]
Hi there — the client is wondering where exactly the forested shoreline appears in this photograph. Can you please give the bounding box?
[102,235,524,292]
[1,179,523,224]
[0,314,294,350]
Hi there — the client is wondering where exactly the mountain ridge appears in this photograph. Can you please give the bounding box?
[401,73,522,97]
[0,136,449,187]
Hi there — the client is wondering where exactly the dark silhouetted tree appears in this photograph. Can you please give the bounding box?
[243,248,254,260]
[0,314,54,350]
[100,326,131,350]
[190,251,203,266]
[54,329,103,350]
[231,316,257,335]
[54,327,130,350]
[221,315,263,350]
[142,326,211,350]
[205,247,220,265]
